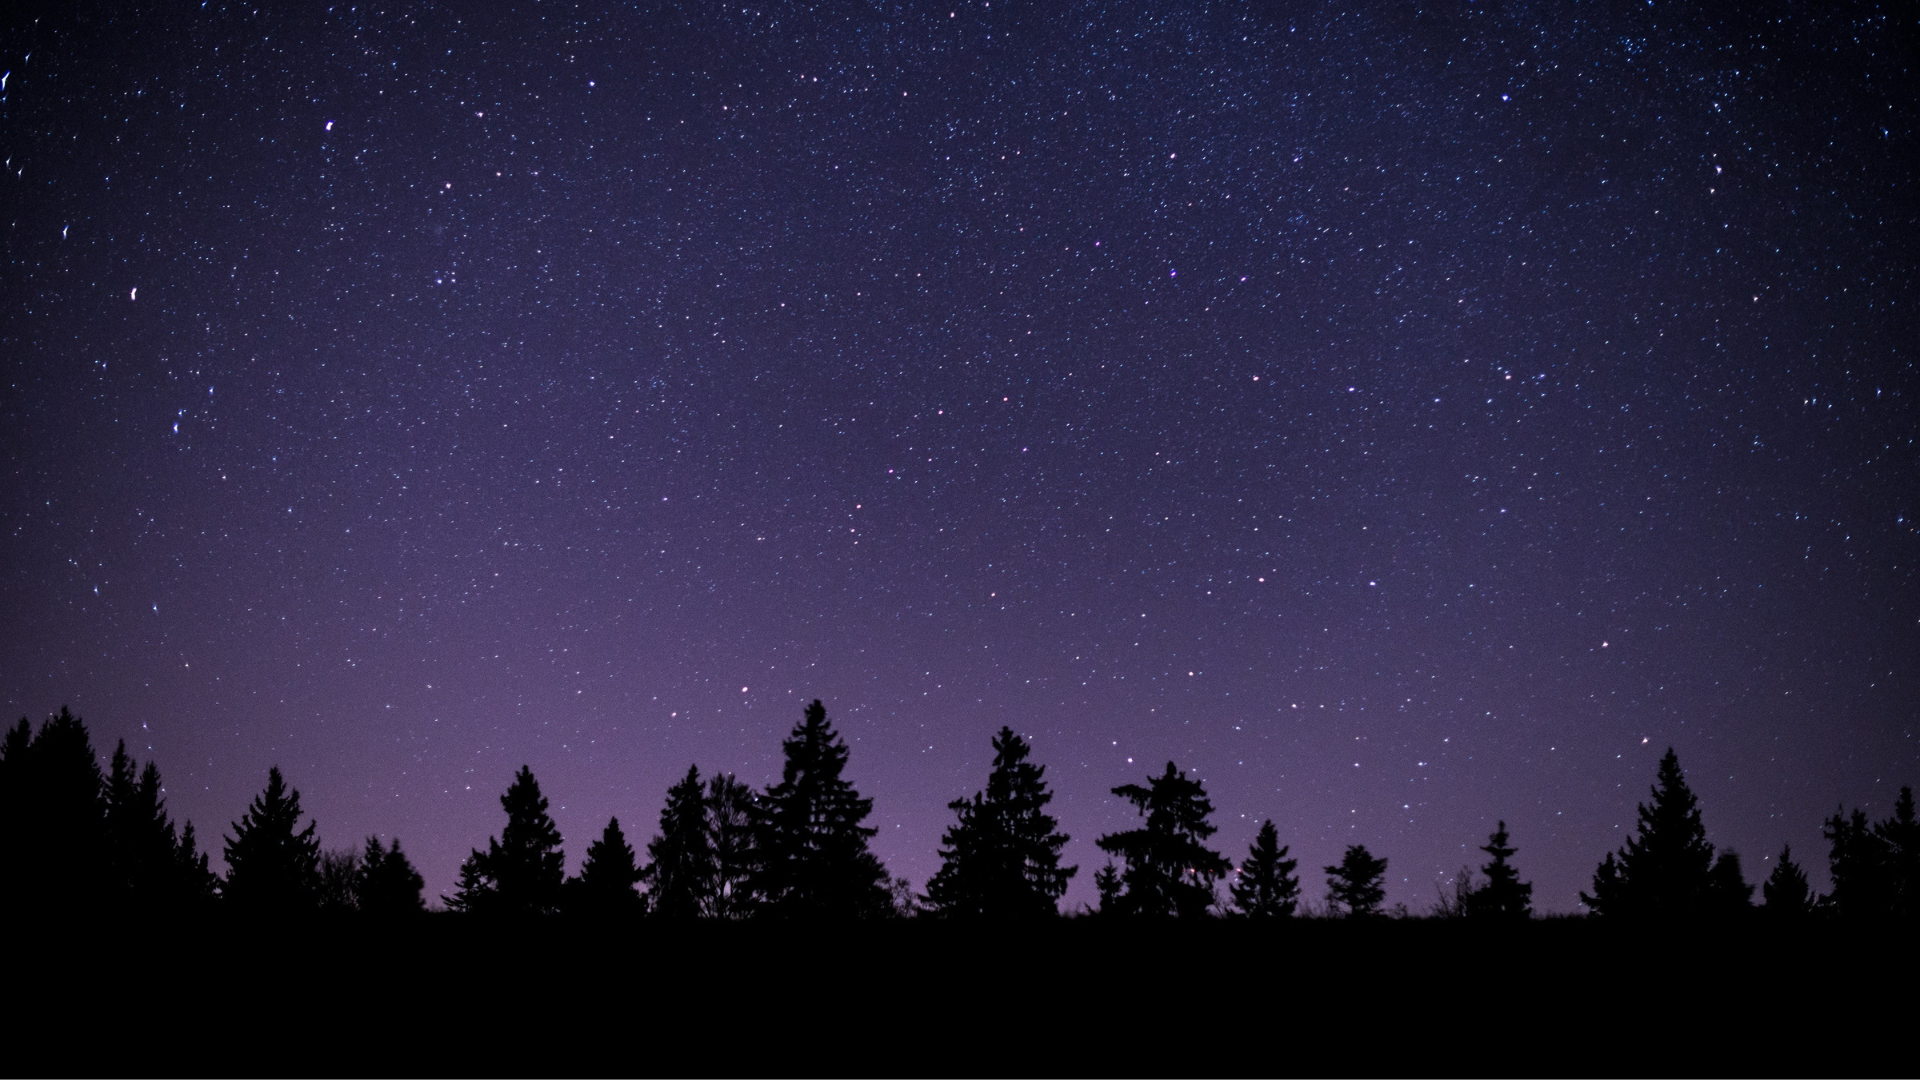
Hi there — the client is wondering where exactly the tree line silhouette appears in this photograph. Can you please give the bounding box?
[3,701,1915,922]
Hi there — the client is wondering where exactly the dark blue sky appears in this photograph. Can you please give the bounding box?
[3,1,1913,911]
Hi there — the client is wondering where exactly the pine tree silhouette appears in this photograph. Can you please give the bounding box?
[1581,748,1721,918]
[103,740,213,910]
[448,766,566,915]
[706,773,757,919]
[1464,822,1532,920]
[1821,785,1918,919]
[1,709,110,912]
[1095,761,1231,918]
[573,817,643,916]
[223,766,322,913]
[925,726,1076,918]
[1325,844,1389,917]
[1229,820,1301,918]
[1094,862,1122,915]
[647,765,716,918]
[1761,844,1814,917]
[750,700,891,918]
[357,836,426,915]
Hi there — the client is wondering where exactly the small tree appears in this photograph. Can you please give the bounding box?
[318,847,361,912]
[1325,845,1389,917]
[1464,822,1532,920]
[1229,820,1300,918]
[448,766,566,915]
[1095,762,1231,918]
[647,765,716,918]
[574,817,643,916]
[750,700,891,918]
[925,727,1076,918]
[1581,748,1720,917]
[1708,850,1754,913]
[357,837,426,915]
[707,773,757,918]
[223,766,322,913]
[1761,845,1814,918]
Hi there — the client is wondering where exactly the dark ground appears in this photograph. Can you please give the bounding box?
[7,917,1913,1076]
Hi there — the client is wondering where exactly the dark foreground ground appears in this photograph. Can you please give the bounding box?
[6,916,1914,1076]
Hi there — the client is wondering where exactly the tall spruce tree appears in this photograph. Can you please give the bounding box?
[750,700,891,918]
[1464,822,1532,920]
[1581,748,1723,918]
[1325,844,1389,917]
[223,766,322,913]
[1761,845,1814,917]
[357,837,426,915]
[0,708,109,911]
[1229,820,1301,918]
[103,740,214,909]
[924,727,1076,918]
[647,765,716,918]
[448,766,566,915]
[1095,761,1231,918]
[573,817,643,916]
[707,773,757,918]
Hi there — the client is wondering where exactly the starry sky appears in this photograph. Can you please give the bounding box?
[3,2,1914,912]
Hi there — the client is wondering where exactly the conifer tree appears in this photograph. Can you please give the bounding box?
[1094,862,1123,915]
[925,727,1076,918]
[104,740,213,909]
[706,773,757,918]
[1820,784,1919,919]
[1325,844,1389,917]
[1,708,110,911]
[1095,761,1231,918]
[1581,748,1721,917]
[1229,820,1300,918]
[1464,822,1532,920]
[448,766,566,915]
[357,836,426,915]
[223,766,322,913]
[1877,786,1919,919]
[647,765,716,918]
[1761,845,1814,917]
[750,700,891,918]
[573,817,643,916]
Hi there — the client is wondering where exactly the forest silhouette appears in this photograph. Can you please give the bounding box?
[3,702,1916,923]
[4,702,1915,1075]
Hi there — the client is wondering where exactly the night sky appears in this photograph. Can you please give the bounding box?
[3,2,1914,912]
